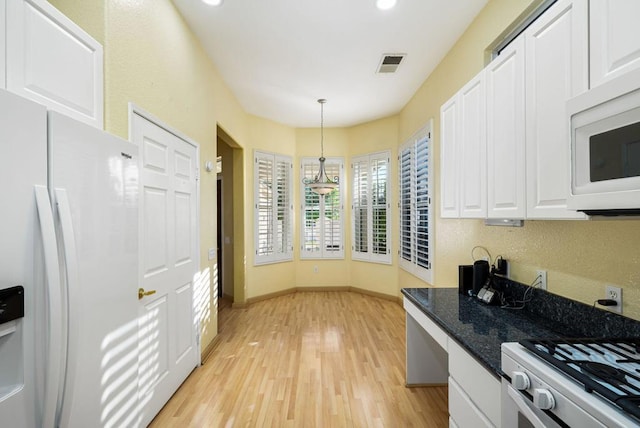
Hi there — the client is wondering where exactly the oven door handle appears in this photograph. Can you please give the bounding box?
[507,384,548,428]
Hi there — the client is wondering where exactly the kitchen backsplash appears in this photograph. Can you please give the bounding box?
[494,276,640,338]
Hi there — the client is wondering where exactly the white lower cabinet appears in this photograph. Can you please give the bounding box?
[448,339,501,427]
[449,377,493,428]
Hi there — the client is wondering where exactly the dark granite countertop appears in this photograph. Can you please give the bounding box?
[401,284,640,380]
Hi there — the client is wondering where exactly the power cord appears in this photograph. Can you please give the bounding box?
[500,274,543,310]
[471,246,492,263]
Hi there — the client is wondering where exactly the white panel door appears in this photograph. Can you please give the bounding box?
[0,0,6,89]
[486,36,526,219]
[440,94,459,218]
[525,0,588,219]
[590,0,640,88]
[459,70,487,218]
[132,112,199,427]
[6,0,103,128]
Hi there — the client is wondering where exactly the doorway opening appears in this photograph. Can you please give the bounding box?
[216,127,244,326]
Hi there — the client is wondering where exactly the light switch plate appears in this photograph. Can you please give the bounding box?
[208,248,216,260]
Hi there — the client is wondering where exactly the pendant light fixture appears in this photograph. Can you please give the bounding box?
[304,99,338,195]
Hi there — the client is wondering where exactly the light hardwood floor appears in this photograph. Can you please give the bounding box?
[149,291,448,427]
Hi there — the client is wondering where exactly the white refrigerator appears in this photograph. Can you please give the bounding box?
[0,89,140,427]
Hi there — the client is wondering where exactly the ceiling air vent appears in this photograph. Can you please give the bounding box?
[377,54,406,74]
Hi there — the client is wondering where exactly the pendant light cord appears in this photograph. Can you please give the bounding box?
[318,98,326,158]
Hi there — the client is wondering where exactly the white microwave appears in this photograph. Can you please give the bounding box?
[568,68,640,216]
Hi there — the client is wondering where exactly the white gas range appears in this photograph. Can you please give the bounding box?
[501,339,640,427]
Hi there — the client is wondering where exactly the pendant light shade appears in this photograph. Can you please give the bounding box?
[304,99,338,195]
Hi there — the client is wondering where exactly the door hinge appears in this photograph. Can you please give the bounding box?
[195,168,200,180]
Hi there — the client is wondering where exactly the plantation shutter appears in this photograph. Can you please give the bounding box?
[352,156,368,257]
[415,136,430,270]
[399,146,413,264]
[254,151,293,264]
[351,152,390,264]
[256,154,274,257]
[300,157,344,259]
[370,153,389,260]
[398,125,433,282]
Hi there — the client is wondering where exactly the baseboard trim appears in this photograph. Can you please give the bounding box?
[200,334,222,364]
[405,383,448,388]
[245,287,298,305]
[349,286,398,302]
[239,286,399,307]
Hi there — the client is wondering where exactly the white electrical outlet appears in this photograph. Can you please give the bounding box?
[536,270,547,290]
[313,265,319,273]
[605,285,622,314]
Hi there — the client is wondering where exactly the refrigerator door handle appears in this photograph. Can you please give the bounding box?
[34,185,64,428]
[53,188,80,427]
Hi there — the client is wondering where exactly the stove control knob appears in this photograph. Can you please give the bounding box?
[511,371,530,390]
[533,388,555,410]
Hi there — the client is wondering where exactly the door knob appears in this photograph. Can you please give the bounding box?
[138,288,156,300]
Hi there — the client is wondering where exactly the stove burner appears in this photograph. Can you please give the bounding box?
[521,338,640,421]
[578,361,627,383]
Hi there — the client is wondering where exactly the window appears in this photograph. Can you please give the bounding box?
[351,151,391,264]
[398,123,433,282]
[254,151,293,265]
[300,157,344,259]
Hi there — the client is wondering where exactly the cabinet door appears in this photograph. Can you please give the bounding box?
[590,0,640,88]
[6,0,103,128]
[525,0,587,219]
[459,70,487,218]
[486,36,526,219]
[448,340,501,426]
[0,0,5,89]
[440,94,459,218]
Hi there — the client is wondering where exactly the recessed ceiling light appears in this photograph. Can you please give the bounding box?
[376,0,397,10]
[203,0,223,6]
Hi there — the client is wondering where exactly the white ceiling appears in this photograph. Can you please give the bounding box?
[172,0,488,127]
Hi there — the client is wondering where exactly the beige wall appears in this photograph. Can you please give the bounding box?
[245,116,298,299]
[347,116,400,296]
[399,0,640,318]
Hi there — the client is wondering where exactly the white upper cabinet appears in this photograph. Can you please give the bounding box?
[590,0,640,88]
[440,94,459,218]
[525,0,588,219]
[0,0,6,89]
[440,69,486,220]
[459,70,487,218]
[486,36,526,219]
[6,0,103,128]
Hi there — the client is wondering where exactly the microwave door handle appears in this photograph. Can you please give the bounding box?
[507,384,548,428]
